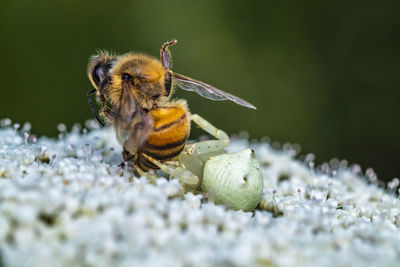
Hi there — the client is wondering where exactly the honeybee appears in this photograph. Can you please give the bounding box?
[87,39,256,170]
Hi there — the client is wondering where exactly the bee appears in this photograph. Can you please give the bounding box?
[87,39,256,170]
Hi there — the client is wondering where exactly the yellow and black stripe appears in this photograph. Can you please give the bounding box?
[135,104,190,170]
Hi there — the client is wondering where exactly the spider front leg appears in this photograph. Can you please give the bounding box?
[141,154,200,187]
[177,114,230,178]
[189,114,229,152]
[134,164,159,185]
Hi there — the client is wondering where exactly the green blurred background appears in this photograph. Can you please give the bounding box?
[0,0,399,182]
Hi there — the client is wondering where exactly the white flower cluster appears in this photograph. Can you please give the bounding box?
[0,120,399,267]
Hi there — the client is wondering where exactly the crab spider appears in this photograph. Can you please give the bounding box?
[137,114,264,212]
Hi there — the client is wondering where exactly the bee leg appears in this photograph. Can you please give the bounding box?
[122,148,134,161]
[160,39,177,70]
[141,154,200,187]
[87,89,105,127]
[99,106,118,124]
[118,162,125,168]
[118,148,134,168]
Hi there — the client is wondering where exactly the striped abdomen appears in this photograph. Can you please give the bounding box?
[135,103,190,170]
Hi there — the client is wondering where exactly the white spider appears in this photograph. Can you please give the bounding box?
[138,114,264,212]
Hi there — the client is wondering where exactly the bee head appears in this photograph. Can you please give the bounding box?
[88,51,117,90]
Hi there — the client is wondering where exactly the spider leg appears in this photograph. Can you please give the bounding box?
[141,154,200,187]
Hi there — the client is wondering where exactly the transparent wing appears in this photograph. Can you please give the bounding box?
[173,73,256,109]
[115,86,153,154]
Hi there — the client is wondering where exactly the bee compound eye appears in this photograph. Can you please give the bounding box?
[91,63,103,87]
[152,94,161,100]
[122,73,133,82]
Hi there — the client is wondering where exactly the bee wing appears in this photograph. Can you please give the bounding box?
[173,72,256,109]
[123,110,153,155]
[115,91,153,154]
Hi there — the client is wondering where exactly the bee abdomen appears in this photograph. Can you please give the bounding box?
[136,105,190,170]
[137,143,186,170]
[145,134,188,151]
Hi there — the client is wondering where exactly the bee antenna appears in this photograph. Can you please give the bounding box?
[87,89,105,127]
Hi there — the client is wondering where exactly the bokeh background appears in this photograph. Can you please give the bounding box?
[0,0,399,182]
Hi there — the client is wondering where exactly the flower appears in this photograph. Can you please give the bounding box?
[0,121,399,266]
